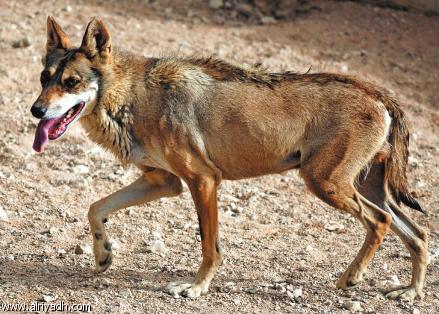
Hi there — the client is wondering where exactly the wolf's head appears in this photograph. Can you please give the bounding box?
[31,16,112,153]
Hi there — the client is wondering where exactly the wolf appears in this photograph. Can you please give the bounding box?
[30,16,428,301]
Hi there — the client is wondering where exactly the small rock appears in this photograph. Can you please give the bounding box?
[73,165,89,174]
[324,222,344,232]
[58,249,66,258]
[111,240,120,251]
[428,248,439,264]
[83,244,93,254]
[0,206,9,221]
[260,16,277,24]
[208,0,223,9]
[74,244,92,255]
[274,283,286,293]
[341,63,349,72]
[118,288,132,298]
[413,308,420,314]
[74,244,84,254]
[38,295,56,302]
[287,287,303,302]
[415,179,425,189]
[388,274,400,286]
[408,156,419,168]
[292,288,302,299]
[148,240,166,254]
[63,5,73,12]
[344,300,363,312]
[229,203,243,214]
[12,38,30,48]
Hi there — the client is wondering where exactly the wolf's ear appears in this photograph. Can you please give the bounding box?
[46,16,71,54]
[80,18,111,62]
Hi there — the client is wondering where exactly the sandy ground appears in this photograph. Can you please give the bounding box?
[0,0,438,313]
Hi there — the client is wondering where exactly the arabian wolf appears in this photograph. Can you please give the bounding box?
[30,16,428,301]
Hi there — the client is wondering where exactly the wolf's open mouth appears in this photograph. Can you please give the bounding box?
[32,102,85,153]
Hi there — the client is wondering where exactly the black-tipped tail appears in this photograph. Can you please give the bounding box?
[400,192,426,214]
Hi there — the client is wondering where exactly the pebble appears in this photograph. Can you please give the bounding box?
[58,249,66,258]
[245,287,258,294]
[74,244,84,254]
[74,244,92,255]
[73,165,90,174]
[428,248,439,264]
[229,203,243,214]
[415,179,425,189]
[274,283,286,293]
[83,244,93,254]
[413,308,420,314]
[38,295,56,302]
[344,300,363,312]
[287,287,303,302]
[388,274,400,286]
[12,38,30,48]
[118,288,132,298]
[340,63,349,72]
[208,0,223,9]
[324,222,344,232]
[0,206,9,221]
[260,16,277,24]
[148,240,166,254]
[111,240,120,251]
[408,156,419,168]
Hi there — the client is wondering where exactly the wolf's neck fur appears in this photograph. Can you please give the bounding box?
[80,50,140,165]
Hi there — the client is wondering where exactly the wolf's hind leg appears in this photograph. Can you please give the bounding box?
[383,201,428,302]
[300,136,392,291]
[88,169,182,272]
[358,163,428,301]
[300,171,392,290]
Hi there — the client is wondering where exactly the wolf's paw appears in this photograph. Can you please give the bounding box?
[336,269,366,289]
[166,281,207,298]
[385,286,424,302]
[94,240,113,273]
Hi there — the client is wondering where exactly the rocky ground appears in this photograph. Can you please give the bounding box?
[0,0,438,313]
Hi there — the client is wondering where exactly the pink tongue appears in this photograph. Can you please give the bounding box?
[32,118,59,153]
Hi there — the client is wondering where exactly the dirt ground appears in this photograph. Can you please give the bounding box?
[0,0,438,313]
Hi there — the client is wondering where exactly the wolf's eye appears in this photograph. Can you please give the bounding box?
[40,71,50,86]
[64,77,80,89]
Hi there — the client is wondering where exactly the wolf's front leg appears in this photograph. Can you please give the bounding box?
[167,175,223,298]
[88,169,182,272]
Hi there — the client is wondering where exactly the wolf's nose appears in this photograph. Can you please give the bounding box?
[31,105,47,119]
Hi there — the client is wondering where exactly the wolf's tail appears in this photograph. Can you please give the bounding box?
[382,96,425,214]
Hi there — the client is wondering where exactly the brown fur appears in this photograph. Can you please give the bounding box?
[31,17,429,301]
